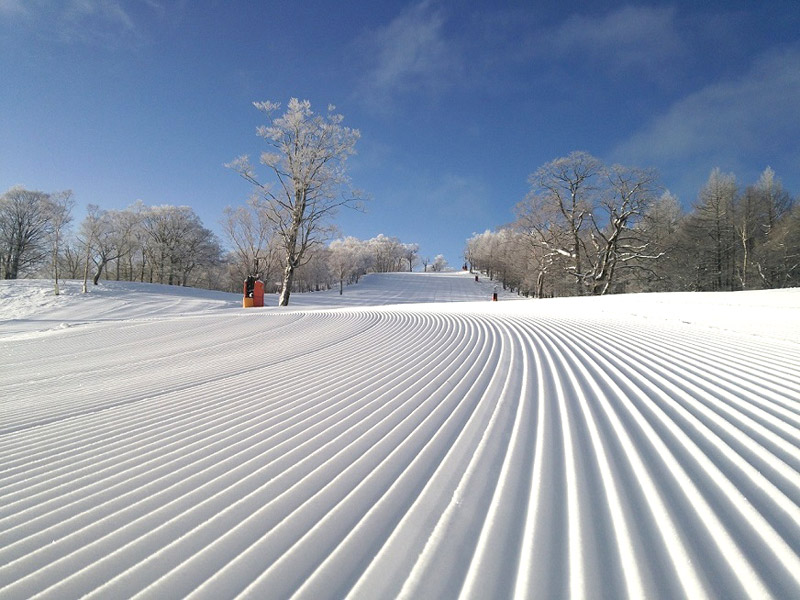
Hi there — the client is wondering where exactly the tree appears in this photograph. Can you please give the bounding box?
[369,234,405,272]
[0,186,53,279]
[683,168,738,290]
[328,236,368,294]
[45,190,74,295]
[94,211,124,285]
[79,207,128,287]
[512,199,573,297]
[60,237,84,279]
[747,167,793,288]
[585,164,662,295]
[79,204,102,293]
[402,243,419,272]
[111,206,145,282]
[519,153,663,296]
[758,203,800,287]
[228,98,362,306]
[527,151,603,295]
[142,205,219,286]
[222,196,282,286]
[431,254,448,272]
[632,191,684,291]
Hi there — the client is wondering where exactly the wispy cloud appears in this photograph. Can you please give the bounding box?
[428,172,492,220]
[613,44,800,197]
[0,0,163,48]
[356,0,462,109]
[60,0,139,46]
[546,5,684,73]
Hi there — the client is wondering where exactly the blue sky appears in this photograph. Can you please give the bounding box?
[2,1,798,269]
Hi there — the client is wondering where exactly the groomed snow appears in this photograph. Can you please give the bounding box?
[1,272,799,599]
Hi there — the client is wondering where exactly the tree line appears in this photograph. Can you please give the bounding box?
[0,191,225,292]
[466,151,798,297]
[0,186,427,296]
[222,194,432,294]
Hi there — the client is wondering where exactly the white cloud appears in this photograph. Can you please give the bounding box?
[0,0,160,47]
[428,172,491,219]
[546,5,684,73]
[59,0,138,45]
[613,45,800,197]
[66,0,135,30]
[357,0,461,107]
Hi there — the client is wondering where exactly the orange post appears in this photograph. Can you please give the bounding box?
[253,280,264,307]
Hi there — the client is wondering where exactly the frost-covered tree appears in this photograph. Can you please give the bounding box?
[630,191,684,291]
[585,164,662,295]
[45,190,74,295]
[328,236,369,294]
[228,98,362,306]
[369,234,405,272]
[528,151,603,295]
[681,168,738,291]
[79,204,102,293]
[470,158,795,295]
[222,196,282,286]
[466,229,533,294]
[512,198,573,296]
[0,186,53,279]
[758,202,800,287]
[294,249,332,293]
[402,243,419,272]
[109,206,145,282]
[520,154,663,295]
[79,206,128,287]
[141,205,220,286]
[431,254,448,272]
[747,167,793,288]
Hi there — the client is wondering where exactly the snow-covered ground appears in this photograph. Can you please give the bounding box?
[1,272,799,599]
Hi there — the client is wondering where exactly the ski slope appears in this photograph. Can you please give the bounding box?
[1,273,799,599]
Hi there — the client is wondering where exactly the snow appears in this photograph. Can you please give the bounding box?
[1,272,799,599]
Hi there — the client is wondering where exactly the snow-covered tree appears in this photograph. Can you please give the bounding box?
[630,191,684,291]
[402,242,419,272]
[222,196,282,286]
[680,168,738,291]
[328,236,369,294]
[431,254,448,272]
[584,164,662,295]
[228,98,362,306]
[141,205,221,286]
[0,186,53,279]
[519,153,663,296]
[79,204,102,293]
[368,234,406,272]
[44,190,74,295]
[746,167,793,288]
[528,151,603,295]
